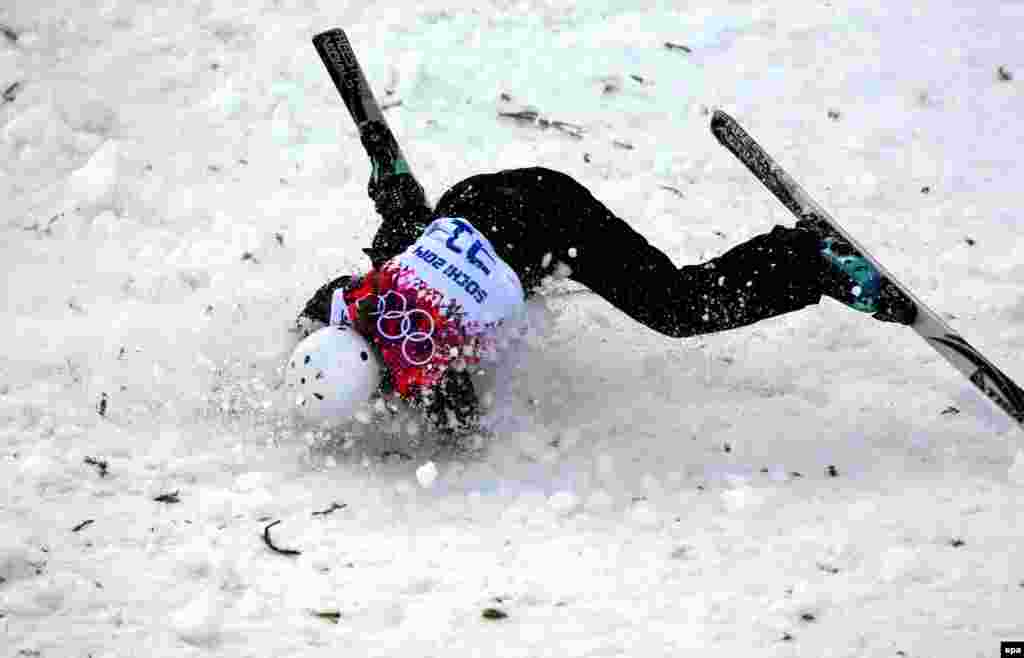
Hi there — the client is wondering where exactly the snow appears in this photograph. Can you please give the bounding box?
[2,0,1024,656]
[416,460,439,488]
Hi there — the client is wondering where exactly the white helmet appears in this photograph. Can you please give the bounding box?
[284,326,380,425]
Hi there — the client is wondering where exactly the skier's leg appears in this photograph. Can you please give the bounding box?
[564,219,827,338]
[435,167,827,338]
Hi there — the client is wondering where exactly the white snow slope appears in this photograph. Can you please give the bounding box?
[3,1,1024,656]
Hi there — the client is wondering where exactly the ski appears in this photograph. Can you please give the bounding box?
[710,109,1024,432]
[312,28,427,208]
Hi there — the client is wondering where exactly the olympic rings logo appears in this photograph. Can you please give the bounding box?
[356,290,437,366]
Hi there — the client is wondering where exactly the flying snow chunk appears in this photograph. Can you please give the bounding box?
[722,485,768,512]
[628,499,660,527]
[171,588,225,648]
[353,407,372,425]
[585,489,614,511]
[91,210,120,237]
[416,461,438,488]
[548,490,580,516]
[66,139,120,213]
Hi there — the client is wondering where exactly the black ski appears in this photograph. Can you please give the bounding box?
[711,109,1024,431]
[312,28,427,208]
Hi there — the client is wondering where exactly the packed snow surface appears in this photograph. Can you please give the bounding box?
[2,1,1023,656]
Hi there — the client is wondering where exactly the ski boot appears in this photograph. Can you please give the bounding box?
[797,216,917,325]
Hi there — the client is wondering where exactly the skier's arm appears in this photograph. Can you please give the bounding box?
[364,175,434,267]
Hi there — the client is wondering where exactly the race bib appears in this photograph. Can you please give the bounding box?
[395,217,525,327]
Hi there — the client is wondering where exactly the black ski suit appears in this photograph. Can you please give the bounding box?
[301,167,828,433]
[365,167,826,335]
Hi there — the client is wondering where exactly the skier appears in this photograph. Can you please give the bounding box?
[286,144,916,437]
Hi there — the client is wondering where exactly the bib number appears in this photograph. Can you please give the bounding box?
[426,219,494,275]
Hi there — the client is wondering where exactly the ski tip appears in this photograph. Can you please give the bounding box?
[709,109,733,143]
[709,108,731,131]
[312,28,346,44]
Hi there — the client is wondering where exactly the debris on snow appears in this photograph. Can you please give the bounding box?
[312,610,342,624]
[311,502,347,517]
[262,520,301,557]
[481,607,508,620]
[153,491,181,504]
[669,545,692,560]
[599,75,622,95]
[664,42,692,53]
[998,65,1013,81]
[84,457,109,478]
[497,109,584,139]
[71,520,94,533]
[3,81,22,104]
